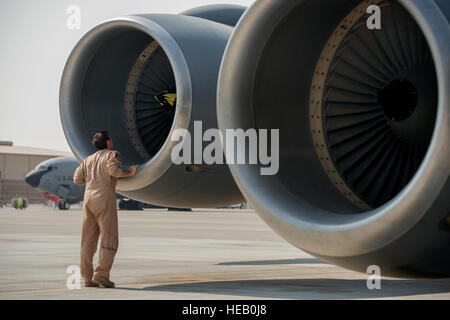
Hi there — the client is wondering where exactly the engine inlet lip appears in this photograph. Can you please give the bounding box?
[217,0,450,257]
[114,16,192,192]
[60,15,192,192]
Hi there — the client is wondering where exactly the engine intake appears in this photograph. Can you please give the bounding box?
[217,0,450,276]
[60,5,246,208]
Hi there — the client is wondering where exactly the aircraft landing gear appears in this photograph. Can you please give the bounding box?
[58,201,70,211]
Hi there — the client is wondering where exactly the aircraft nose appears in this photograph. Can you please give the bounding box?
[25,171,43,188]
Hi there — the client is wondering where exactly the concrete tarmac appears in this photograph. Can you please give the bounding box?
[0,205,449,300]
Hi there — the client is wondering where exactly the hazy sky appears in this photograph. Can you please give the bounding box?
[0,0,255,152]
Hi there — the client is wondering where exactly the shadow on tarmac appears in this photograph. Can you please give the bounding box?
[114,259,450,299]
[217,258,324,265]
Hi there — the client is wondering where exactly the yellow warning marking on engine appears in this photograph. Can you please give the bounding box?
[155,91,177,108]
[163,93,176,107]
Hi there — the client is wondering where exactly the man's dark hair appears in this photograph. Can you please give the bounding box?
[92,131,110,150]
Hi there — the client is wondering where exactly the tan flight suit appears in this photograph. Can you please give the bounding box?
[73,149,123,281]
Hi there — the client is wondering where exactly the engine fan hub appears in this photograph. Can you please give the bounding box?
[378,78,417,122]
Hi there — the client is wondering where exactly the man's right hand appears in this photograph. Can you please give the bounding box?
[119,164,139,178]
[128,164,139,176]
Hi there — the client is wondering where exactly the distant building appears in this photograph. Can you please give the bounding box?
[0,141,72,204]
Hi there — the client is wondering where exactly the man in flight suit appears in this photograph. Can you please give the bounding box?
[74,131,139,288]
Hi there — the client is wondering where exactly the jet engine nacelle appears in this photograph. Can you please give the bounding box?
[217,0,450,277]
[60,5,246,208]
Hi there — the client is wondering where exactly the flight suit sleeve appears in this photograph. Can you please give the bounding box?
[73,161,86,186]
[107,151,123,178]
